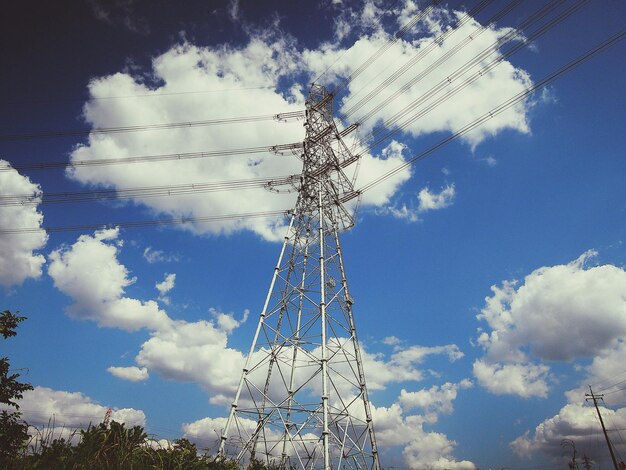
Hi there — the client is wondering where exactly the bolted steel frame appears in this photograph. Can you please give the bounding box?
[218,84,380,470]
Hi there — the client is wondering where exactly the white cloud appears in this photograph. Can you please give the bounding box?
[156,272,176,304]
[473,251,626,398]
[417,184,456,212]
[391,344,464,366]
[399,380,473,421]
[371,384,476,470]
[210,307,248,334]
[0,161,48,287]
[156,273,176,295]
[47,229,247,399]
[382,335,401,346]
[107,366,149,382]
[143,246,179,264]
[65,36,411,242]
[48,228,172,331]
[67,2,535,242]
[46,223,472,467]
[184,382,476,469]
[473,361,549,398]
[304,7,533,148]
[3,386,145,432]
[469,251,626,460]
[511,340,626,460]
[510,402,626,460]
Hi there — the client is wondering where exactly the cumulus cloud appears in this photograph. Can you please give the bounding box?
[511,340,626,460]
[107,366,149,382]
[156,272,176,304]
[417,184,456,212]
[473,251,626,398]
[399,380,473,422]
[48,228,247,400]
[510,402,626,460]
[371,384,476,470]
[473,361,549,398]
[47,226,475,469]
[184,382,476,470]
[304,6,533,148]
[391,344,464,366]
[1,386,146,442]
[67,1,535,242]
[48,228,172,331]
[0,161,48,287]
[469,252,626,460]
[376,175,456,223]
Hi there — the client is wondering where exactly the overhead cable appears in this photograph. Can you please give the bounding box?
[356,28,625,195]
[0,174,300,206]
[356,0,577,130]
[355,0,589,156]
[332,0,440,94]
[0,210,289,235]
[3,85,277,106]
[0,111,305,142]
[312,0,417,86]
[0,142,304,172]
[341,0,503,115]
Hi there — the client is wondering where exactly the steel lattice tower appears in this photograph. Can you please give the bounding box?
[218,84,380,470]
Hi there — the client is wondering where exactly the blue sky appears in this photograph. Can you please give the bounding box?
[1,0,625,468]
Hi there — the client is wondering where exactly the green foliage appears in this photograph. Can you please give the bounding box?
[0,310,33,465]
[9,417,244,469]
[0,310,26,339]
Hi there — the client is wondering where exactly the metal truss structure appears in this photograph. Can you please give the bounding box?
[218,84,380,470]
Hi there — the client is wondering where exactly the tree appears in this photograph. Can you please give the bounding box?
[0,310,34,463]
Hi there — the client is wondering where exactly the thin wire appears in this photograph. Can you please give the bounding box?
[312,0,410,86]
[0,174,300,206]
[341,0,502,115]
[357,28,625,195]
[0,111,304,142]
[602,386,626,397]
[2,85,276,106]
[355,0,579,136]
[595,372,626,392]
[332,0,438,94]
[348,0,589,161]
[0,142,303,172]
[0,210,289,235]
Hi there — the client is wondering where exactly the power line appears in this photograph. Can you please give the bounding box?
[356,28,625,196]
[332,0,439,94]
[0,174,300,206]
[0,142,304,172]
[312,0,418,86]
[596,373,626,393]
[341,0,504,116]
[355,0,581,137]
[346,0,588,161]
[2,85,277,106]
[0,210,290,235]
[0,111,304,142]
[2,29,621,234]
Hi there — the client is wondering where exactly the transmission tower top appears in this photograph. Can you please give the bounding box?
[298,83,360,231]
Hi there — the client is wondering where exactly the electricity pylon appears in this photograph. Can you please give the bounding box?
[218,84,380,470]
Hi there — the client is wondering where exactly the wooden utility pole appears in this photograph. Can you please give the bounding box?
[586,385,619,470]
